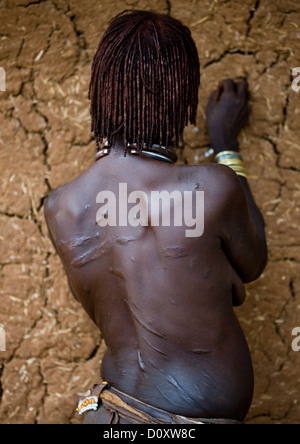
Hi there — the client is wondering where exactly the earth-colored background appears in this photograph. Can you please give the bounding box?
[0,0,300,424]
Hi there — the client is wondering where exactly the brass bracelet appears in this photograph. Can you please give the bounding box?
[215,151,243,163]
[215,150,248,180]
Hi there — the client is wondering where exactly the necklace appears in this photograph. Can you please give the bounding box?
[95,141,177,164]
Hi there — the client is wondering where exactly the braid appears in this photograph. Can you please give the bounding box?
[89,10,200,152]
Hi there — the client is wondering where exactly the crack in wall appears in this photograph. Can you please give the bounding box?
[246,0,261,37]
[0,0,299,425]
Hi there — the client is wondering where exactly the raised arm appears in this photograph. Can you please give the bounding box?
[206,79,267,282]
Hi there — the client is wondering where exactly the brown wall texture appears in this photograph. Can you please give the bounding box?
[0,0,300,424]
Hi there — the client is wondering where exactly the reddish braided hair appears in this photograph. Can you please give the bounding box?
[89,10,200,152]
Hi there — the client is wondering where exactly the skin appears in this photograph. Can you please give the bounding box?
[44,79,267,421]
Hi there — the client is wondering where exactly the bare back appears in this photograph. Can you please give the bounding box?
[45,152,255,420]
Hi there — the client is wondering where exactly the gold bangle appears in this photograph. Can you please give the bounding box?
[215,151,242,162]
[217,158,244,167]
[229,166,248,180]
[235,171,248,179]
[215,150,248,180]
[216,157,248,180]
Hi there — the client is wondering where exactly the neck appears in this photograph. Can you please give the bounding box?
[95,137,178,164]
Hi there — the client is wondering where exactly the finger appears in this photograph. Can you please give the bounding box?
[237,80,250,100]
[219,78,237,93]
[209,85,223,103]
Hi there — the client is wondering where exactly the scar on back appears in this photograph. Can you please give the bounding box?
[70,240,111,268]
[58,235,92,254]
[58,233,110,268]
[161,247,187,259]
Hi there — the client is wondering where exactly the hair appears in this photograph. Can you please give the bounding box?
[89,10,200,152]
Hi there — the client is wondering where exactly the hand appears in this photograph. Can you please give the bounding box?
[206,79,250,154]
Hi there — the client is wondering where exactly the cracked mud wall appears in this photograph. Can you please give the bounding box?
[0,0,299,424]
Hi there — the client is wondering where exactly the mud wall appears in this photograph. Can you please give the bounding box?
[0,0,300,424]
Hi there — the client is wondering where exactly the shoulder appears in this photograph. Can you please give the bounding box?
[179,163,246,217]
[44,165,96,221]
[43,184,72,246]
[207,163,244,199]
[43,179,81,235]
[44,164,101,244]
[44,178,85,253]
[179,163,242,195]
[44,185,66,220]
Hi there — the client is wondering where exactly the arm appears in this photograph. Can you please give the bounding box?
[44,187,63,256]
[206,79,268,282]
[217,167,267,283]
[44,186,81,302]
